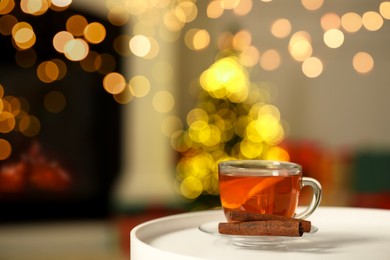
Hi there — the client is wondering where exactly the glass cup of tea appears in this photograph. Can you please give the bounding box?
[218,160,322,221]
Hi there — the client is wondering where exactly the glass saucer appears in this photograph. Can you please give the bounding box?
[198,221,318,248]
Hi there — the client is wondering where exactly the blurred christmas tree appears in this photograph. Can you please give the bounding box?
[171,46,290,204]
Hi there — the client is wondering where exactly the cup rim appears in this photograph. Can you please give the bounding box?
[218,160,302,176]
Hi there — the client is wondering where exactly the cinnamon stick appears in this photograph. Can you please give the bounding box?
[219,220,303,237]
[228,211,311,233]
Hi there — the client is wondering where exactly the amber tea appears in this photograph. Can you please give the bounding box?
[218,160,322,221]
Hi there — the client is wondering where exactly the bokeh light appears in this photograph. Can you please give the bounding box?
[321,13,341,30]
[380,2,390,20]
[12,22,36,49]
[152,91,175,113]
[302,57,323,78]
[341,12,362,33]
[353,52,374,74]
[301,0,323,11]
[184,28,210,51]
[271,18,292,38]
[260,49,281,71]
[84,22,106,44]
[362,11,383,31]
[129,35,151,57]
[323,29,344,48]
[103,72,127,94]
[129,75,150,97]
[63,38,89,61]
[288,31,312,61]
[66,15,87,37]
[0,138,12,160]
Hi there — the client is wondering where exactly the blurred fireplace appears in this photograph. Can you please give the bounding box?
[0,6,123,222]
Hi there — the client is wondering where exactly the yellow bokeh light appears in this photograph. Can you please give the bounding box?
[288,31,312,61]
[302,56,323,78]
[84,22,106,44]
[53,31,74,53]
[37,60,59,83]
[180,176,203,199]
[129,75,150,97]
[362,11,383,31]
[207,0,224,19]
[0,0,15,15]
[103,72,127,94]
[233,0,252,16]
[129,35,151,57]
[51,0,72,8]
[66,15,88,37]
[240,139,263,158]
[245,120,263,143]
[185,28,210,51]
[192,29,210,51]
[353,52,374,74]
[0,111,16,133]
[323,29,344,48]
[380,1,390,20]
[200,56,249,102]
[301,0,323,11]
[239,45,260,67]
[142,37,160,60]
[152,90,175,113]
[189,120,211,143]
[260,49,281,71]
[175,1,198,23]
[221,0,240,10]
[202,124,221,147]
[341,12,362,33]
[63,38,89,61]
[0,138,12,160]
[163,9,185,32]
[232,29,252,51]
[187,108,209,125]
[321,13,341,30]
[20,0,49,16]
[12,22,36,49]
[271,18,292,38]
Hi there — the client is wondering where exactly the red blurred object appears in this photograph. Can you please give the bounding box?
[0,161,27,193]
[26,141,71,192]
[350,193,390,209]
[0,141,71,194]
[29,162,71,191]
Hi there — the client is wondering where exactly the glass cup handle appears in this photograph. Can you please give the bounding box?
[294,177,322,219]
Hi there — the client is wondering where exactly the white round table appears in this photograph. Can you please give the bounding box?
[131,207,390,260]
